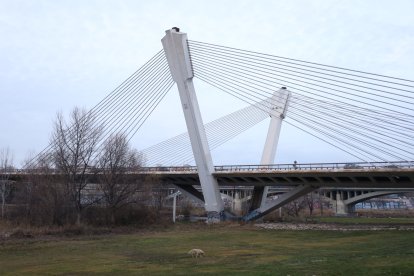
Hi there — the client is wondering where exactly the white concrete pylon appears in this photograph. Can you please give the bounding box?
[261,87,291,163]
[259,87,291,208]
[161,28,224,221]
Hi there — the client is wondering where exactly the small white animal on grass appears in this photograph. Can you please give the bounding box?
[188,249,205,258]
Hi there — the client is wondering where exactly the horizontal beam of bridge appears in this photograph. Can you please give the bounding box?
[147,168,414,189]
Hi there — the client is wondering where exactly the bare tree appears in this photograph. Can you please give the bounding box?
[318,192,324,216]
[98,133,144,224]
[304,192,315,216]
[0,147,14,219]
[284,197,307,217]
[144,174,166,212]
[19,152,68,225]
[51,107,102,225]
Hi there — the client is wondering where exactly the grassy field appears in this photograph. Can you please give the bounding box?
[1,224,414,275]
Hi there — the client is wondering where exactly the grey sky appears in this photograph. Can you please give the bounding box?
[1,0,413,166]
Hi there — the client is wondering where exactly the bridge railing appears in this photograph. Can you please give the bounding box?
[2,161,413,175]
[134,166,198,173]
[213,161,414,172]
[128,161,414,172]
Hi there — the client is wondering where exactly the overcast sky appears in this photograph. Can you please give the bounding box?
[1,0,413,167]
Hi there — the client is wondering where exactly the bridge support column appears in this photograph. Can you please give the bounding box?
[162,28,224,222]
[244,184,316,221]
[335,192,350,215]
[232,192,242,216]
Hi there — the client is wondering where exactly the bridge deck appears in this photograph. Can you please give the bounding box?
[151,167,414,189]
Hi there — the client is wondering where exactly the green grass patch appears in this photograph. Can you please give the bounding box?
[1,224,414,275]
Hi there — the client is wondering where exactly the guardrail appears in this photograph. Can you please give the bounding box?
[120,161,414,172]
[2,161,413,175]
[214,161,414,172]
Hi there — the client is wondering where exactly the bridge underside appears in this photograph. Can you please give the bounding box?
[157,169,414,189]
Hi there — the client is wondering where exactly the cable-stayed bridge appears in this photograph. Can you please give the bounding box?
[12,28,414,222]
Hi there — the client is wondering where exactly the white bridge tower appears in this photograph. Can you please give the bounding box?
[162,28,224,222]
[249,87,291,211]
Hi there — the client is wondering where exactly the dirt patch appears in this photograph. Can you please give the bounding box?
[255,222,414,231]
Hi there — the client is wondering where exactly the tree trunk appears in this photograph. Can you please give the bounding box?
[1,192,5,219]
[76,211,81,225]
[1,182,6,219]
[110,208,116,225]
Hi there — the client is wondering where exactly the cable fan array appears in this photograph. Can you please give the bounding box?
[26,50,174,168]
[26,39,414,168]
[141,98,275,166]
[188,40,414,162]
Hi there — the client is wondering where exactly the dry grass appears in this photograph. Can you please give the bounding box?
[1,222,414,275]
